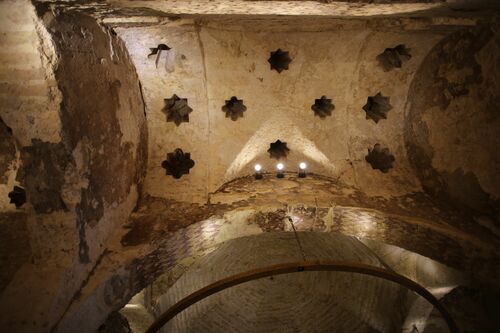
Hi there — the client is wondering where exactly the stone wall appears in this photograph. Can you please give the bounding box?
[0,2,147,332]
[405,22,500,219]
[0,1,498,332]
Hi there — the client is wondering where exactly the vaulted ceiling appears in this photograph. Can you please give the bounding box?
[0,1,499,332]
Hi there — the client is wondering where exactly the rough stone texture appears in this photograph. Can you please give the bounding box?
[423,286,500,333]
[17,140,71,213]
[105,0,500,18]
[58,174,497,333]
[0,0,62,146]
[0,118,15,183]
[0,117,18,212]
[0,3,147,333]
[98,311,132,333]
[0,1,499,333]
[0,212,30,294]
[119,291,155,333]
[405,23,500,217]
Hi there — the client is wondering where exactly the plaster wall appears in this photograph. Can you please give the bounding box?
[117,19,448,204]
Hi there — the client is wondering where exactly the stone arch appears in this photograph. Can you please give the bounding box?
[0,3,148,332]
[56,173,498,332]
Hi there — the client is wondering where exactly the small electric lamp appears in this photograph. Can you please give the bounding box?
[276,163,284,178]
[298,162,307,178]
[254,164,263,179]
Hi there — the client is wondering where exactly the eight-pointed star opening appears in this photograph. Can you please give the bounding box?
[376,44,411,72]
[268,49,292,73]
[161,148,195,179]
[222,96,247,121]
[365,144,395,173]
[162,94,193,126]
[362,92,393,123]
[8,186,26,208]
[267,140,290,160]
[311,96,335,118]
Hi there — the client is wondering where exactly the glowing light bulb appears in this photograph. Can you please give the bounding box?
[276,163,285,178]
[298,162,307,178]
[254,164,263,179]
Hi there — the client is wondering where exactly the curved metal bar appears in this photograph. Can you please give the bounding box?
[145,261,459,333]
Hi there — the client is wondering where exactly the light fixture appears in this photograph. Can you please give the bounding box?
[298,162,307,178]
[254,164,263,179]
[276,163,284,178]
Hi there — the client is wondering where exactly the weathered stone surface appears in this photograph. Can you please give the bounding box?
[0,2,499,333]
[93,0,500,18]
[98,311,132,333]
[105,275,130,307]
[0,118,15,184]
[18,140,71,213]
[0,5,148,333]
[0,0,62,147]
[405,24,500,217]
[423,286,500,333]
[0,212,30,294]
